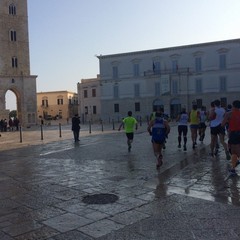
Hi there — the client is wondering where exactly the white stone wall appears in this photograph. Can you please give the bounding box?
[98,39,240,120]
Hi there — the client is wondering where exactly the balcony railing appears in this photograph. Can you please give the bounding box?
[144,67,191,77]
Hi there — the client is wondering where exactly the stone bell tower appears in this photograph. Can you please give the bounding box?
[0,0,37,126]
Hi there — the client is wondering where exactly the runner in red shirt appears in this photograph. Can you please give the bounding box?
[222,100,240,176]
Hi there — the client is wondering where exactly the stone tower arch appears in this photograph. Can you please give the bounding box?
[4,87,22,121]
[0,0,37,126]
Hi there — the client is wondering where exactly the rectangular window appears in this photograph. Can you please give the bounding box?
[92,89,96,97]
[113,85,119,98]
[114,103,119,113]
[135,102,140,112]
[172,80,178,94]
[57,99,63,105]
[154,61,161,74]
[155,82,160,96]
[84,90,88,98]
[134,84,140,97]
[172,60,178,73]
[219,54,226,70]
[133,63,139,77]
[195,78,202,93]
[195,57,202,72]
[93,106,97,114]
[219,76,227,91]
[85,106,88,114]
[113,66,118,79]
[42,100,48,107]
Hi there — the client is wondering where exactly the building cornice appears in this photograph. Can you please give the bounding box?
[97,38,240,60]
[37,90,77,95]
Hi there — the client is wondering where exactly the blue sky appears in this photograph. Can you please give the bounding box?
[6,0,240,109]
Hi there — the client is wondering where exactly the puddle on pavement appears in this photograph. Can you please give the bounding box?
[155,147,240,207]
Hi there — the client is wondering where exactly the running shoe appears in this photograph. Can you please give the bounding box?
[156,155,163,170]
[183,145,187,151]
[163,143,166,149]
[178,144,181,148]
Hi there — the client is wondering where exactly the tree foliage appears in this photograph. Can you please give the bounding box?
[9,110,17,118]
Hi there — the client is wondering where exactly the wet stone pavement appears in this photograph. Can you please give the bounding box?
[0,123,240,239]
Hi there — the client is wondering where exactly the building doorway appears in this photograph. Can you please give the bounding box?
[170,98,181,119]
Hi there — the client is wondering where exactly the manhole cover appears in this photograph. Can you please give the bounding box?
[82,193,119,204]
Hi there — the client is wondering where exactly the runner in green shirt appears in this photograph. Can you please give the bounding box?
[118,111,138,152]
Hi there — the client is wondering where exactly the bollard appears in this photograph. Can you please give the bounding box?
[89,120,91,134]
[59,123,62,138]
[19,126,22,143]
[112,119,115,130]
[101,120,104,132]
[140,116,142,126]
[40,124,43,140]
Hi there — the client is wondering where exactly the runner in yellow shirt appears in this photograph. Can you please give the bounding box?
[118,111,138,152]
[189,104,200,149]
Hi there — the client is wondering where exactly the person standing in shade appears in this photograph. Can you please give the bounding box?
[148,111,170,169]
[189,104,200,149]
[72,114,81,142]
[176,108,188,151]
[222,100,240,176]
[118,111,138,152]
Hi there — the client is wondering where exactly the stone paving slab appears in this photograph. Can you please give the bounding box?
[0,123,240,239]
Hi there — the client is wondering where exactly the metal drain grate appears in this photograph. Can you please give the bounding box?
[82,193,119,204]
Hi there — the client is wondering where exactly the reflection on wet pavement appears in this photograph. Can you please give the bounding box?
[0,123,240,239]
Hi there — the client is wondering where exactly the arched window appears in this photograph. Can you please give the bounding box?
[9,4,16,15]
[11,57,18,68]
[42,97,48,107]
[9,29,17,41]
[57,95,63,105]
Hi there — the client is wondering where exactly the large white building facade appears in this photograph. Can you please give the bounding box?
[96,39,240,122]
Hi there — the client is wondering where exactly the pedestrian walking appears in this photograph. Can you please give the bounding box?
[147,111,170,170]
[209,99,230,159]
[222,100,240,176]
[71,114,81,142]
[189,104,200,149]
[118,111,138,152]
[176,108,188,151]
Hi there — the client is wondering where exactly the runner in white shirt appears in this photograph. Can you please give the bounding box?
[176,108,188,151]
[209,99,230,159]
